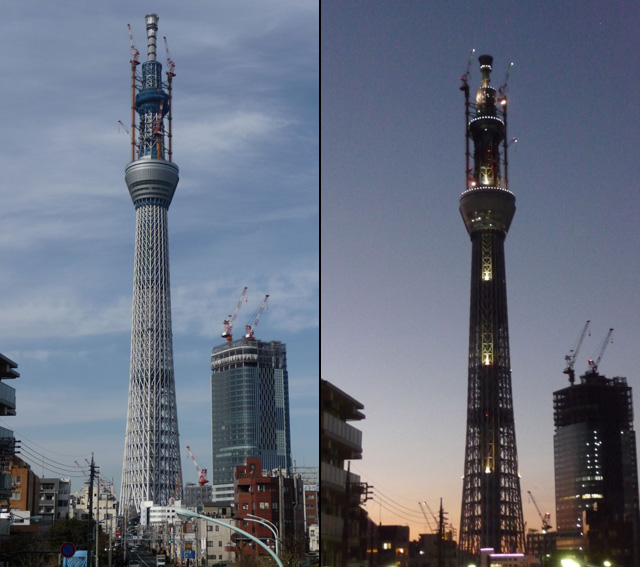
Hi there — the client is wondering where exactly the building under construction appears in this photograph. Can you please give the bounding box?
[210,337,292,503]
[554,365,640,564]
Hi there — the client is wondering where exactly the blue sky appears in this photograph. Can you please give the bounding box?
[322,1,640,539]
[0,2,318,493]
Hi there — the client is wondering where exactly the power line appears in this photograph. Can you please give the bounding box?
[18,444,88,478]
[0,418,93,458]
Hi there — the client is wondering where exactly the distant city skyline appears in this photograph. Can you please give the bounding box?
[322,1,640,541]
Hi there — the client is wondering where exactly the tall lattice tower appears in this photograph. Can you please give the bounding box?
[120,13,182,512]
[458,54,525,555]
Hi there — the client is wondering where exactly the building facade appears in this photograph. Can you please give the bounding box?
[458,54,525,555]
[8,457,39,518]
[320,380,365,566]
[0,354,19,512]
[70,481,119,537]
[553,370,640,565]
[233,458,305,558]
[39,477,71,523]
[183,482,213,510]
[210,338,292,502]
[121,13,182,512]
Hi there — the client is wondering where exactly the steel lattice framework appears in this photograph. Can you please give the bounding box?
[121,13,182,513]
[458,55,525,556]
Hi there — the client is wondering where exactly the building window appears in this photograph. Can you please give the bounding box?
[207,525,212,532]
[242,503,248,510]
[257,484,265,492]
[259,502,269,510]
[215,525,219,531]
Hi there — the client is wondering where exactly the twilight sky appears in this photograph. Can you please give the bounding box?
[322,1,640,540]
[0,2,318,494]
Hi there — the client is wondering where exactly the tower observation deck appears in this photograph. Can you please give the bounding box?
[120,13,182,512]
[458,55,525,555]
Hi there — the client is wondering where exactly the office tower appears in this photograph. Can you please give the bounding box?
[554,367,640,563]
[121,13,182,512]
[210,338,292,501]
[458,55,525,554]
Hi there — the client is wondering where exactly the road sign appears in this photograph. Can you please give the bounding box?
[61,542,76,558]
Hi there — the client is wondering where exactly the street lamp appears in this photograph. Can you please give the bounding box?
[175,508,283,567]
[245,514,279,556]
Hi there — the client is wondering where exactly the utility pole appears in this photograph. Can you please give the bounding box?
[278,467,284,554]
[87,455,95,555]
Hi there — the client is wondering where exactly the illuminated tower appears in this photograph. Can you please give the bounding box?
[120,13,182,512]
[458,55,525,554]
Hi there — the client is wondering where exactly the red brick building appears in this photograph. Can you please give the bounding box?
[234,458,305,558]
[9,456,39,516]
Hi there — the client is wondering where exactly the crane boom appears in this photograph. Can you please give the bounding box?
[186,445,209,486]
[222,286,248,342]
[563,320,590,385]
[588,328,613,374]
[244,294,269,340]
[127,24,140,65]
[527,490,552,532]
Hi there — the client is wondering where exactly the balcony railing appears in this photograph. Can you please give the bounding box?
[322,413,362,454]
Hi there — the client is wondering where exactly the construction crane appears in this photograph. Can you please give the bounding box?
[563,319,590,385]
[127,24,140,65]
[221,286,248,342]
[587,328,613,374]
[186,445,209,486]
[163,36,176,78]
[244,294,269,340]
[527,490,552,533]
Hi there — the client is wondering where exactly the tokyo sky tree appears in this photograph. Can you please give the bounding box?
[458,55,525,555]
[120,13,182,512]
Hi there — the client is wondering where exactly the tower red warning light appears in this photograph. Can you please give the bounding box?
[186,445,208,486]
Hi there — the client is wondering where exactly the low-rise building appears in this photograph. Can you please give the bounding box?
[38,477,70,523]
[70,480,118,536]
[234,458,305,558]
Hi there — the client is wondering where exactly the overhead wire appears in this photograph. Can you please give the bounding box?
[351,462,440,528]
[18,443,89,478]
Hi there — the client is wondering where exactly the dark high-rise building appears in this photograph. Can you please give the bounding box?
[554,368,640,564]
[210,338,292,502]
[458,55,525,555]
